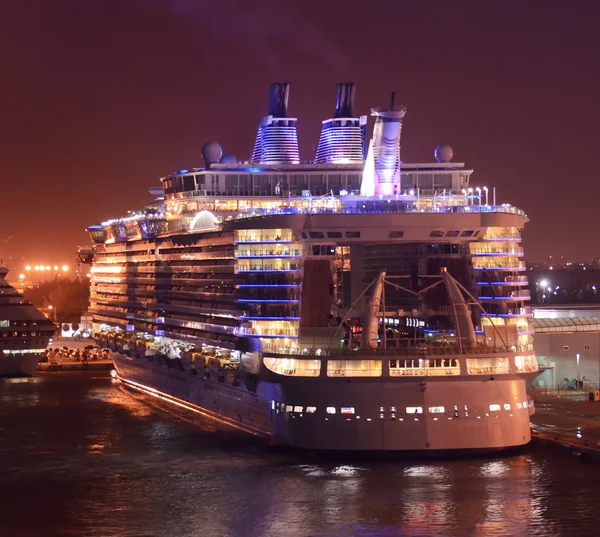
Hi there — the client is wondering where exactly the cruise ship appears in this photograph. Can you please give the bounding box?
[0,267,55,375]
[85,83,538,451]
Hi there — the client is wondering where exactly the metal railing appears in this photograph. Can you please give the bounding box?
[226,203,526,221]
[260,341,534,358]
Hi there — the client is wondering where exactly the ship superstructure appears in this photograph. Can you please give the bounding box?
[86,83,537,451]
[0,267,55,375]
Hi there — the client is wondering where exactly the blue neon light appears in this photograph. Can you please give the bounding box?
[238,299,299,303]
[484,313,533,317]
[236,255,300,259]
[240,316,301,321]
[177,169,189,174]
[235,241,293,245]
[236,284,299,288]
[476,282,528,285]
[472,252,523,257]
[237,270,302,273]
[247,334,299,338]
[473,267,525,271]
[238,167,263,173]
[478,296,531,300]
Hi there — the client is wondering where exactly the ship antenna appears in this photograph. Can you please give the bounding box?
[390,91,396,110]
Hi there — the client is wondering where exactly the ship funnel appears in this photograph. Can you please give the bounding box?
[360,93,407,196]
[315,83,366,164]
[251,82,300,164]
[334,82,355,118]
[268,82,290,117]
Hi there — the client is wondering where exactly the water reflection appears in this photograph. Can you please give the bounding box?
[0,372,599,537]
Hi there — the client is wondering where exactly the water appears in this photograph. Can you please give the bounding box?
[1,372,598,537]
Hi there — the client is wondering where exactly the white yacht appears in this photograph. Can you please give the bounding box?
[86,83,537,451]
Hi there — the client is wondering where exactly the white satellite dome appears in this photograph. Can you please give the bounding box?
[434,144,454,163]
[201,142,223,168]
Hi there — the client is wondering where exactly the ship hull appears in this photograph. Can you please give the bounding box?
[0,353,44,377]
[112,352,532,453]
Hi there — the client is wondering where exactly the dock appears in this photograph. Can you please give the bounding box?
[530,392,600,462]
[36,339,113,372]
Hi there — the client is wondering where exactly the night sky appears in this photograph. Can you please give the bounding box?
[1,0,599,268]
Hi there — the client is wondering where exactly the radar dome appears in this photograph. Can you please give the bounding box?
[434,144,453,163]
[220,154,237,164]
[201,142,223,168]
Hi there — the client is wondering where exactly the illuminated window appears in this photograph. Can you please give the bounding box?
[0,320,9,327]
[341,407,355,414]
[489,404,501,411]
[326,407,336,414]
[428,406,445,413]
[285,405,293,412]
[503,404,511,410]
[516,402,523,409]
[406,406,423,414]
[293,406,303,413]
[306,406,317,413]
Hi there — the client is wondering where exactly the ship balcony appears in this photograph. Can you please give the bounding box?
[473,264,527,271]
[476,276,529,286]
[478,290,531,301]
[470,249,524,256]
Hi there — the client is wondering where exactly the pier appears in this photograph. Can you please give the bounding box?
[37,339,113,372]
[531,392,600,461]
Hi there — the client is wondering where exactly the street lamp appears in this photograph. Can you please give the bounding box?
[475,187,482,206]
[576,353,581,391]
[483,186,489,205]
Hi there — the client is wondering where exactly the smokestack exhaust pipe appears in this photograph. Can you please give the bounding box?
[334,83,355,118]
[268,83,290,117]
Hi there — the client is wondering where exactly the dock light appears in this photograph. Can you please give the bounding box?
[34,265,39,271]
[53,266,58,271]
[539,279,548,288]
[25,265,31,271]
[18,274,24,280]
[40,266,45,271]
[61,265,69,272]
[45,266,51,271]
